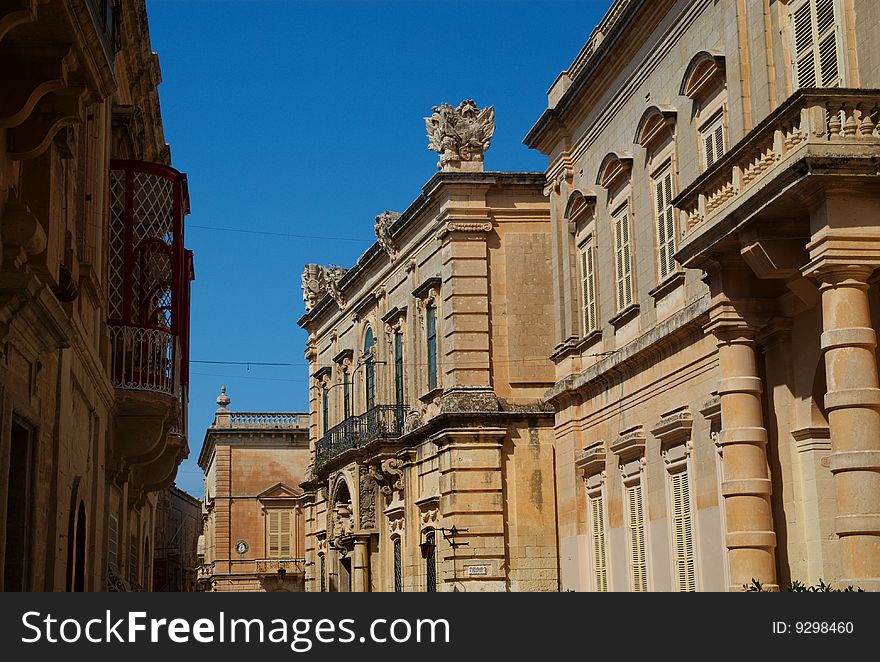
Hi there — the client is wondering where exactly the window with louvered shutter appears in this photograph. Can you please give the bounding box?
[627,483,648,592]
[580,241,598,333]
[652,167,677,280]
[670,471,696,592]
[268,510,293,558]
[108,514,119,570]
[701,114,726,170]
[791,0,842,88]
[589,493,608,592]
[613,207,634,311]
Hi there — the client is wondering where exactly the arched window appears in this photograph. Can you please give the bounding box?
[364,328,375,411]
[680,52,727,171]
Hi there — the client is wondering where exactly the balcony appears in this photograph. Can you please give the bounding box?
[315,405,408,470]
[107,159,193,491]
[675,89,880,265]
[255,558,306,576]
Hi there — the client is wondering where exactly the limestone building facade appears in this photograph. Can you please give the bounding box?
[152,485,201,591]
[298,102,558,592]
[0,0,194,591]
[198,388,310,592]
[525,0,880,591]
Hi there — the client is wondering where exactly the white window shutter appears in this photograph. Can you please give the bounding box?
[590,494,607,592]
[581,245,597,333]
[671,471,696,592]
[627,484,647,592]
[793,0,842,88]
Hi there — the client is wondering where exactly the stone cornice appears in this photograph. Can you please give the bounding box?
[545,294,710,403]
[332,348,354,365]
[412,276,442,300]
[610,425,647,461]
[575,441,607,478]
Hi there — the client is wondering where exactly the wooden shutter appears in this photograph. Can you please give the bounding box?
[280,510,291,557]
[614,208,633,311]
[590,493,607,592]
[792,0,841,88]
[627,484,647,592]
[108,514,118,570]
[670,471,696,592]
[581,242,597,332]
[703,115,726,169]
[268,510,280,558]
[654,169,677,280]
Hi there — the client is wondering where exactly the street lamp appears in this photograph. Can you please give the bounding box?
[420,526,468,558]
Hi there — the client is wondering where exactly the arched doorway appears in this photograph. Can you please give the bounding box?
[66,478,87,592]
[328,478,354,592]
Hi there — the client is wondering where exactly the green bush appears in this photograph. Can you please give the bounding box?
[743,578,864,592]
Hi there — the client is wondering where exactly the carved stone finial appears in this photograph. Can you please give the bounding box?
[301,263,349,311]
[375,211,401,260]
[216,386,230,411]
[425,99,495,172]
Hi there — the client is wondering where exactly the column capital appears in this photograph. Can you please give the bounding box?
[804,263,876,287]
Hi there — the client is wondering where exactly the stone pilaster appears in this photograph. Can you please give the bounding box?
[437,221,492,388]
[811,265,880,590]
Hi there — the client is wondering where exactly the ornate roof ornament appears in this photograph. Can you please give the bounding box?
[302,263,349,311]
[374,211,401,260]
[425,99,494,172]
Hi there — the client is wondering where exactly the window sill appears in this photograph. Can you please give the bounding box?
[608,303,640,329]
[648,270,685,302]
[573,329,603,353]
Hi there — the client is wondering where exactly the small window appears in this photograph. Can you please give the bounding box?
[791,0,842,88]
[322,384,330,435]
[589,492,607,592]
[652,165,677,280]
[670,470,696,592]
[580,240,598,333]
[267,510,293,558]
[426,304,438,392]
[612,206,634,311]
[626,483,647,592]
[393,537,403,592]
[701,113,726,170]
[394,331,404,408]
[424,530,436,592]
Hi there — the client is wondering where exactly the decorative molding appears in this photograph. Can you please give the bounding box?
[648,270,686,302]
[332,348,354,365]
[791,427,832,454]
[440,386,499,414]
[302,263,348,311]
[358,466,377,531]
[575,440,607,478]
[369,458,405,497]
[634,105,677,148]
[652,405,694,448]
[425,99,494,171]
[699,393,721,424]
[381,305,407,325]
[351,292,377,320]
[415,494,440,525]
[608,302,640,329]
[412,276,441,300]
[437,220,493,240]
[610,425,647,462]
[374,211,401,260]
[313,365,333,381]
[680,50,726,100]
[595,151,633,189]
[385,501,405,534]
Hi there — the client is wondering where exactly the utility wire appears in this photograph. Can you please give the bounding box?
[187,224,372,243]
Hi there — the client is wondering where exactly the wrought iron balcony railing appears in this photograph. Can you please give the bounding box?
[315,405,409,469]
[255,559,306,575]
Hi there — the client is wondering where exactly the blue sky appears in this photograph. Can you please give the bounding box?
[147,0,611,497]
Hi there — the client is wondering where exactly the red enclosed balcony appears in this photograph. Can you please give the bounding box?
[108,159,193,491]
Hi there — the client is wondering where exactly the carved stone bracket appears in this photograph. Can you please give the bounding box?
[369,457,405,497]
[302,263,348,311]
[375,211,401,261]
[415,494,440,526]
[611,425,647,479]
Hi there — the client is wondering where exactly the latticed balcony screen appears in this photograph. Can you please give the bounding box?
[108,160,190,395]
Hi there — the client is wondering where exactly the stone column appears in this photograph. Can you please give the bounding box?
[712,323,778,591]
[352,534,370,592]
[814,266,880,591]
